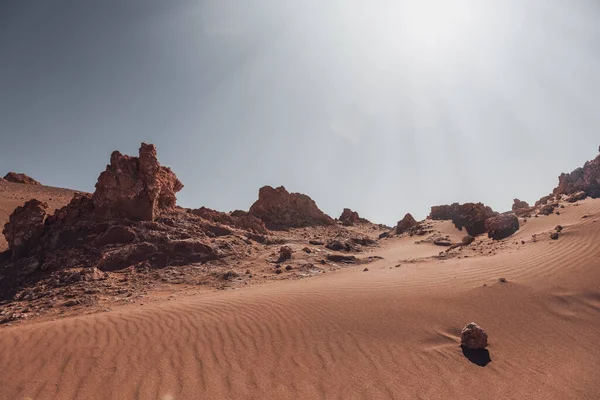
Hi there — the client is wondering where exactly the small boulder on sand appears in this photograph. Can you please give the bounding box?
[461,322,488,349]
[278,246,293,262]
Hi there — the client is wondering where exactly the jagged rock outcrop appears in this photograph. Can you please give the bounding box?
[339,208,361,226]
[553,149,600,198]
[248,186,334,230]
[429,202,498,236]
[429,203,459,220]
[396,213,418,234]
[512,199,529,211]
[461,322,488,349]
[92,143,183,221]
[566,191,587,203]
[188,207,267,234]
[535,194,553,207]
[2,199,48,259]
[4,172,41,185]
[485,214,519,240]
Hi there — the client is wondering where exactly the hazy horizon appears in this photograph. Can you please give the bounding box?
[1,0,599,225]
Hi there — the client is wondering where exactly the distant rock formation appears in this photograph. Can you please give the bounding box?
[429,202,498,236]
[485,214,519,240]
[553,148,600,198]
[248,186,334,230]
[188,207,267,234]
[2,199,47,259]
[396,213,418,234]
[92,143,183,221]
[339,208,361,226]
[4,172,41,185]
[512,199,529,211]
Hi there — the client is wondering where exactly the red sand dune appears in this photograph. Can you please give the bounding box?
[1,194,599,399]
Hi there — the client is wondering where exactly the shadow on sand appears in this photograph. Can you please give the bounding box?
[461,346,492,367]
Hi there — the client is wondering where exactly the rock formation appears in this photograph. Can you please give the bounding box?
[188,207,267,234]
[2,199,48,259]
[4,172,41,185]
[512,199,529,211]
[248,186,334,230]
[430,203,498,236]
[553,148,600,198]
[429,203,459,220]
[461,322,488,349]
[485,214,519,240]
[339,208,361,226]
[92,143,183,221]
[396,213,418,234]
[566,191,587,203]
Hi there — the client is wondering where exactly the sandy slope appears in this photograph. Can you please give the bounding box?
[0,180,80,251]
[1,200,600,399]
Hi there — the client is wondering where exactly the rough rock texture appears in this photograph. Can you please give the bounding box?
[553,150,600,198]
[2,199,48,259]
[512,199,530,211]
[278,246,293,262]
[431,203,498,236]
[566,191,587,203]
[248,186,334,230]
[339,208,360,226]
[485,214,520,240]
[4,172,41,185]
[539,204,557,216]
[396,213,418,234]
[188,207,267,234]
[429,203,459,220]
[535,194,553,207]
[92,143,183,221]
[461,322,488,349]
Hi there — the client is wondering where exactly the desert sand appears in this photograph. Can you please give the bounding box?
[1,194,599,399]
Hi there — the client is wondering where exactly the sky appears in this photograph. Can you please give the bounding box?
[1,0,599,225]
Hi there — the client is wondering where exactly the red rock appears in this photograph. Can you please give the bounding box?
[539,204,557,216]
[553,149,600,198]
[485,214,519,240]
[278,246,293,262]
[535,194,553,207]
[2,199,48,259]
[461,322,488,349]
[96,225,137,246]
[566,191,587,203]
[188,207,267,234]
[92,143,183,221]
[512,199,530,211]
[396,213,418,234]
[431,203,498,236]
[339,208,360,226]
[248,186,334,230]
[3,172,41,185]
[429,203,459,220]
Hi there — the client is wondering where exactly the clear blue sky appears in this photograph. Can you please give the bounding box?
[1,0,599,224]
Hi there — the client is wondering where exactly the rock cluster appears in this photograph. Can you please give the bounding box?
[339,208,361,226]
[396,213,418,234]
[461,322,488,349]
[248,186,334,230]
[92,143,183,221]
[485,214,519,240]
[512,199,530,211]
[2,199,48,259]
[553,148,600,198]
[188,207,267,234]
[429,203,498,236]
[4,172,41,185]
